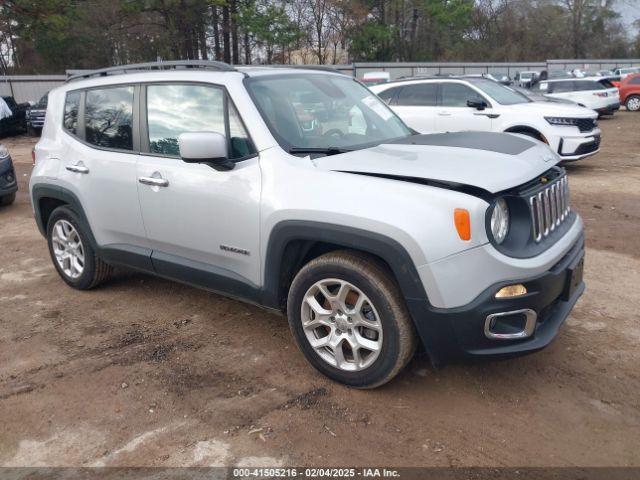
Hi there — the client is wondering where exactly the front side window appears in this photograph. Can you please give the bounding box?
[396,83,438,106]
[441,83,485,107]
[245,74,411,152]
[146,84,253,159]
[85,86,134,150]
[469,79,530,105]
[377,86,402,104]
[63,91,80,135]
[630,76,640,85]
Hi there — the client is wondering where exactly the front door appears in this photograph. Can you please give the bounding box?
[435,82,494,133]
[391,82,439,133]
[136,83,262,291]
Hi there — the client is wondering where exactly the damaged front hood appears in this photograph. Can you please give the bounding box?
[314,132,558,194]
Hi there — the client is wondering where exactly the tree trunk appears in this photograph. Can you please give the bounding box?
[230,0,239,64]
[244,29,251,64]
[211,5,222,61]
[222,5,231,63]
[199,21,208,59]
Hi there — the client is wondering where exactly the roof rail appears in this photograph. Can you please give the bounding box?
[66,60,236,83]
[269,64,346,74]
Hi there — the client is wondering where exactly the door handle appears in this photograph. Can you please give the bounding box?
[437,111,452,116]
[138,176,169,187]
[65,164,89,174]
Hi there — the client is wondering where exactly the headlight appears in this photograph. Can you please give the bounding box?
[0,144,9,158]
[544,117,579,126]
[490,198,510,244]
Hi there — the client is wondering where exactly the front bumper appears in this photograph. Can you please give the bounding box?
[408,235,585,367]
[0,155,17,195]
[557,133,601,161]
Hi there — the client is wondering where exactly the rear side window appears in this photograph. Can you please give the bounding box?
[63,91,81,135]
[441,83,485,107]
[85,86,134,150]
[396,83,438,106]
[146,83,254,160]
[548,82,573,93]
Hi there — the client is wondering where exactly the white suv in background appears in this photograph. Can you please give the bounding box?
[370,77,601,161]
[30,62,585,388]
[533,78,620,116]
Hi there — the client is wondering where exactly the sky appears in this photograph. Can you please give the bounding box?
[613,0,640,28]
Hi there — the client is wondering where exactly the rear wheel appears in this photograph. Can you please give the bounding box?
[287,250,417,388]
[0,193,15,206]
[625,95,640,112]
[46,206,112,289]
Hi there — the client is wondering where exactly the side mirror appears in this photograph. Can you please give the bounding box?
[467,99,488,110]
[178,132,233,170]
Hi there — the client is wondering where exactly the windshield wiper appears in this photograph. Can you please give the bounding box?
[288,146,350,156]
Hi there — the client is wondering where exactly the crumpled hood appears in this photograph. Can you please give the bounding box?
[313,132,558,194]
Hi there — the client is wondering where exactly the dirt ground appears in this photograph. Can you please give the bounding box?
[0,114,639,469]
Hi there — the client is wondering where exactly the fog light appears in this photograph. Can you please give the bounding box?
[495,284,527,298]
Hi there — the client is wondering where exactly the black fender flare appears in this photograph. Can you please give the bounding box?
[31,184,98,247]
[262,220,429,308]
[261,221,446,361]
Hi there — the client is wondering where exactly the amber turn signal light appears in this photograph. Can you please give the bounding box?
[454,209,471,241]
[495,284,528,298]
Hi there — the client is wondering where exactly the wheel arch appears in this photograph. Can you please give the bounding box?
[31,184,97,248]
[262,221,429,311]
[504,125,547,143]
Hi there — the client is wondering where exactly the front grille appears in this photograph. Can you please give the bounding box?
[576,118,596,133]
[529,175,570,242]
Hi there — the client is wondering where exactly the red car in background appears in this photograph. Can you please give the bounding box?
[619,73,640,111]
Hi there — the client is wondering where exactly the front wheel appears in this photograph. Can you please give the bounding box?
[287,251,417,388]
[625,95,640,112]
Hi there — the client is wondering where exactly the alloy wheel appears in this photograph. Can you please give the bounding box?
[51,219,85,279]
[301,278,383,372]
[627,97,640,111]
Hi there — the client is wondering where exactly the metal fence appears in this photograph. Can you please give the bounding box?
[2,58,640,103]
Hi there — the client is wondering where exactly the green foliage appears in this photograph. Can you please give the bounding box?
[349,21,392,61]
[238,0,304,61]
[0,0,637,72]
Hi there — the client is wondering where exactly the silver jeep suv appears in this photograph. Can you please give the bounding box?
[30,61,585,388]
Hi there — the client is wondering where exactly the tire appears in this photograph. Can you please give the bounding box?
[287,250,417,388]
[0,193,16,206]
[625,95,640,112]
[46,205,112,290]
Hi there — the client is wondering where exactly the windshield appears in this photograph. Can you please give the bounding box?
[469,78,531,105]
[245,74,411,152]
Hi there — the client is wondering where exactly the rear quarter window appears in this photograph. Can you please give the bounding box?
[63,91,81,135]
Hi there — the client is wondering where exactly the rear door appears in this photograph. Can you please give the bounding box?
[57,86,149,252]
[390,82,439,133]
[135,82,262,289]
[435,82,493,133]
